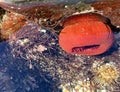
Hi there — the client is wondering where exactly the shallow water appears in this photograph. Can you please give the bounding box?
[0,0,120,92]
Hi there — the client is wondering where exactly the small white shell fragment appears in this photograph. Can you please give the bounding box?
[40,29,46,33]
[36,45,47,53]
[17,38,30,46]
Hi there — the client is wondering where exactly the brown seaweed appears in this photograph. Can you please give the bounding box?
[0,2,70,21]
[91,0,120,28]
[0,2,77,41]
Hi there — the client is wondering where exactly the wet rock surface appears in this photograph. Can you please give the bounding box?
[91,0,120,27]
[0,0,119,92]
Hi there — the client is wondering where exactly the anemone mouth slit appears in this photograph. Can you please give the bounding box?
[72,44,100,52]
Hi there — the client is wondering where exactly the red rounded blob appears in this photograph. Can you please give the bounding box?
[59,13,114,55]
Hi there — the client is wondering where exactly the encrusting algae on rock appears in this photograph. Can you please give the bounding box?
[0,12,27,40]
[60,78,95,92]
[91,0,120,28]
[0,1,119,92]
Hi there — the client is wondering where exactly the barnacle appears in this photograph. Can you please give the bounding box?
[92,61,120,90]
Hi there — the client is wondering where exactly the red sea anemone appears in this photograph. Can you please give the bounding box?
[59,13,114,55]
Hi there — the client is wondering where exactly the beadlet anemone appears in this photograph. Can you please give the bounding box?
[59,13,114,55]
[0,2,114,56]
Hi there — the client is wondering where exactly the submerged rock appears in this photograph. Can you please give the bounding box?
[0,0,119,92]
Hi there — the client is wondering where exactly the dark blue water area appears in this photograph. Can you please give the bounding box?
[0,41,58,92]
